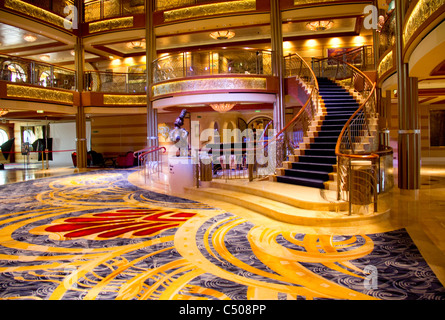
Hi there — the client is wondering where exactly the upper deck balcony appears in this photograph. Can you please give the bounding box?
[150,48,277,102]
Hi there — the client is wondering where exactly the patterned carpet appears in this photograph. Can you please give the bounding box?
[0,169,444,300]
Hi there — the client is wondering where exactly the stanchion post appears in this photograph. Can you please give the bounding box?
[45,149,49,169]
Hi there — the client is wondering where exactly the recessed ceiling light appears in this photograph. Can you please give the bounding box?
[39,54,50,61]
[23,34,37,42]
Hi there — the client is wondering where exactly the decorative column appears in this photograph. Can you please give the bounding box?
[74,36,88,169]
[395,0,420,189]
[270,0,285,133]
[146,0,158,149]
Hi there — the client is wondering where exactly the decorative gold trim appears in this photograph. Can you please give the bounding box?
[103,94,146,105]
[163,0,256,22]
[378,50,393,77]
[404,0,445,46]
[4,0,70,29]
[152,77,267,97]
[6,84,73,104]
[89,17,134,33]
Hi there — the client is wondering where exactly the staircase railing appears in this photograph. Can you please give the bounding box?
[313,55,385,215]
[267,52,319,169]
[135,146,166,182]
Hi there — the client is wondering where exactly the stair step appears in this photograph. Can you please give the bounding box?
[313,136,339,143]
[322,96,356,101]
[324,108,358,114]
[276,176,326,189]
[321,119,349,126]
[320,125,345,131]
[323,113,355,120]
[298,155,337,164]
[291,161,334,172]
[190,187,315,221]
[317,130,342,136]
[284,168,331,180]
[308,142,337,149]
[303,149,335,156]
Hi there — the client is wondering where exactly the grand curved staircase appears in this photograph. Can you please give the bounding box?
[143,48,391,223]
[275,77,360,189]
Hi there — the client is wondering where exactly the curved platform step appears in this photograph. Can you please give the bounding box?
[185,180,389,226]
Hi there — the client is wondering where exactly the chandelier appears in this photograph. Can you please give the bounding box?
[209,30,235,40]
[306,20,334,31]
[127,39,146,50]
[23,34,37,42]
[209,103,236,113]
[0,109,9,117]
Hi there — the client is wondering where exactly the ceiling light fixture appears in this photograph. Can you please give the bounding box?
[209,102,236,113]
[127,39,146,50]
[39,54,50,61]
[23,34,37,42]
[0,109,9,117]
[209,30,235,40]
[306,20,334,31]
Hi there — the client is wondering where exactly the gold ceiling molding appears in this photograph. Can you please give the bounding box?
[103,94,146,105]
[163,0,256,22]
[4,0,70,29]
[404,0,445,46]
[152,77,267,97]
[89,17,134,33]
[6,84,73,104]
[377,50,393,78]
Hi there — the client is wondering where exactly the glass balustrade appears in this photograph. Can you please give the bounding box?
[152,49,272,83]
[0,55,76,91]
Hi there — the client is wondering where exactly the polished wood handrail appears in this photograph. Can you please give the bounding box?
[334,82,379,160]
[313,55,380,160]
[264,90,314,149]
[137,146,166,160]
[264,52,319,149]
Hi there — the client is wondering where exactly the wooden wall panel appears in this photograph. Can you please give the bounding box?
[91,114,147,154]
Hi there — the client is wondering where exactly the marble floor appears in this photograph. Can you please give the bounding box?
[0,161,444,300]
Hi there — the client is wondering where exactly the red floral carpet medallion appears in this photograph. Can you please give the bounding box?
[43,209,197,239]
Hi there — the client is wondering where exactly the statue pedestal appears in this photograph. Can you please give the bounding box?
[168,156,195,193]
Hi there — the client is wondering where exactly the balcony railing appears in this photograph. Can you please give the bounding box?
[0,54,76,91]
[11,0,75,19]
[155,0,235,11]
[84,0,145,22]
[152,49,272,83]
[84,71,146,93]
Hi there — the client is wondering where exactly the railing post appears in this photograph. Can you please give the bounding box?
[374,157,378,212]
[337,156,341,201]
[348,158,352,215]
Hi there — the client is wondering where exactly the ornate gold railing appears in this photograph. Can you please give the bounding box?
[152,49,272,83]
[84,0,145,22]
[0,54,76,91]
[271,53,319,168]
[313,55,386,215]
[84,71,146,93]
[155,0,232,11]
